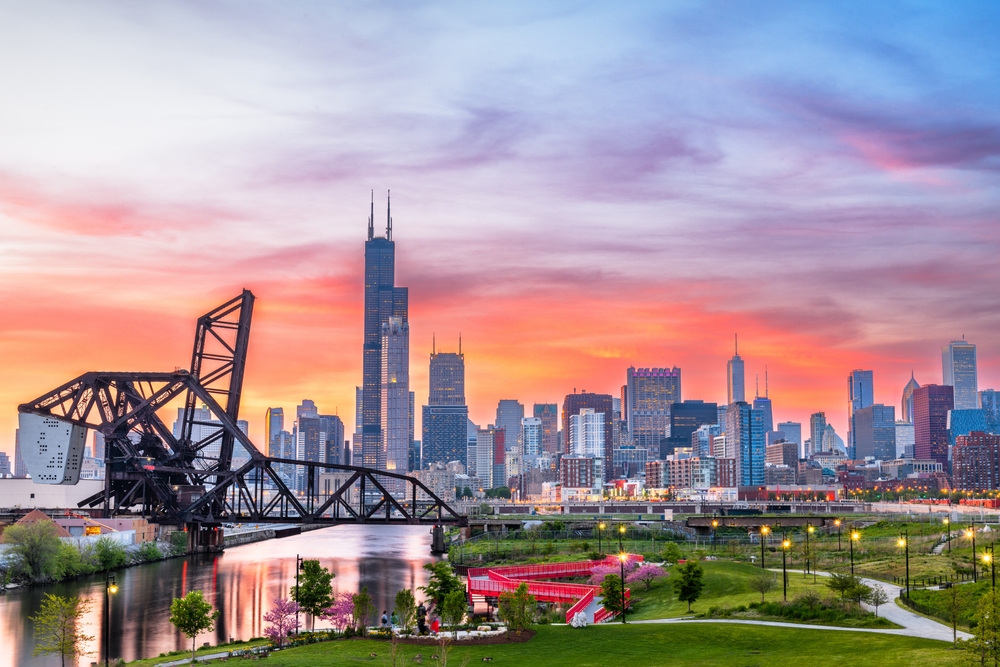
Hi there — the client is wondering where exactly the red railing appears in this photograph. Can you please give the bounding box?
[565,589,595,624]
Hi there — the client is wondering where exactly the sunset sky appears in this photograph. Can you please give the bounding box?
[1,2,998,452]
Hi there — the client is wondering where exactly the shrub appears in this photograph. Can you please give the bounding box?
[94,538,128,571]
[2,520,62,581]
[137,541,163,562]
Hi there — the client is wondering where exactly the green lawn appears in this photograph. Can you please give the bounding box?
[627,560,833,620]
[202,624,962,667]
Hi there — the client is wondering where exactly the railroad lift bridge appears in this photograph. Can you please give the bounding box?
[17,290,465,553]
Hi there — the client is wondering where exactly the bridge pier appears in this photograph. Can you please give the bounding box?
[431,524,447,554]
[186,522,224,554]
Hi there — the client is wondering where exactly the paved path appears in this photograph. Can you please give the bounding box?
[156,651,232,666]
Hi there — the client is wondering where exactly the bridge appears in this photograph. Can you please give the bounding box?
[17,291,465,552]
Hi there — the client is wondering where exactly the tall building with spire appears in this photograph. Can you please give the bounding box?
[727,335,745,405]
[752,368,773,433]
[943,339,979,409]
[422,338,469,467]
[361,192,408,475]
[901,373,920,423]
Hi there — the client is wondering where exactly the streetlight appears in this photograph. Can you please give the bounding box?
[781,534,790,601]
[760,525,770,570]
[295,555,303,634]
[598,522,605,555]
[898,532,909,599]
[805,524,814,579]
[834,519,842,551]
[619,524,626,553]
[711,517,719,552]
[104,572,118,667]
[850,529,860,576]
[967,526,978,583]
[982,545,996,591]
[618,552,629,624]
[943,517,951,554]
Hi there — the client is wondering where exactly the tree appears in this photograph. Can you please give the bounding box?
[441,589,468,638]
[352,586,375,636]
[169,590,220,664]
[673,562,705,612]
[945,584,962,645]
[600,574,626,617]
[94,538,128,571]
[320,592,355,632]
[420,562,463,609]
[263,598,300,648]
[290,560,334,630]
[30,594,94,667]
[484,487,512,499]
[966,588,1000,665]
[497,582,536,635]
[864,585,889,616]
[749,569,777,603]
[846,581,872,608]
[661,542,683,565]
[394,589,417,635]
[2,520,62,581]
[825,573,857,600]
[628,563,669,590]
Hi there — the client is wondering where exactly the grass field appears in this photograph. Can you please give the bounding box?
[204,624,962,667]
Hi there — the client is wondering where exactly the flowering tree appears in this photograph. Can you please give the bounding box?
[589,561,638,585]
[626,563,669,590]
[263,598,300,648]
[319,592,355,632]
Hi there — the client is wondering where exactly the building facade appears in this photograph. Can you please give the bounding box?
[847,369,874,458]
[381,316,410,478]
[913,384,954,468]
[726,401,765,486]
[943,340,979,410]
[809,412,827,456]
[626,367,682,458]
[727,337,745,404]
[853,404,896,460]
[953,432,1000,490]
[562,392,614,478]
[533,404,559,455]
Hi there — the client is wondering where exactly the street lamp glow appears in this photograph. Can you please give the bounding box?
[711,519,719,528]
[898,537,906,548]
[761,526,770,536]
[943,518,950,526]
[807,525,815,534]
[851,531,860,542]
[834,519,841,526]
[618,552,629,563]
[108,582,119,595]
[782,539,791,549]
[983,553,993,565]
[599,522,606,530]
[619,525,626,534]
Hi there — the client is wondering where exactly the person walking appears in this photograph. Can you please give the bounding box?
[381,611,389,629]
[416,601,428,635]
[390,611,399,630]
[430,616,440,635]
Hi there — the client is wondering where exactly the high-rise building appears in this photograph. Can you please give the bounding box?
[265,407,284,457]
[953,432,1000,491]
[727,335,745,405]
[522,417,543,458]
[496,400,525,452]
[725,402,764,486]
[982,389,1000,433]
[360,194,408,473]
[895,421,915,458]
[943,339,979,409]
[569,408,605,458]
[562,391,614,478]
[422,343,468,467]
[466,419,479,477]
[663,400,718,457]
[948,409,988,447]
[809,413,827,456]
[13,428,26,477]
[297,400,318,421]
[852,404,896,460]
[901,373,920,424]
[752,369,773,433]
[823,424,844,454]
[626,367,681,457]
[533,404,559,455]
[847,369,874,457]
[474,426,506,489]
[0,451,10,477]
[429,348,465,405]
[913,384,954,468]
[765,440,799,467]
[381,316,410,479]
[776,422,802,448]
[319,414,345,466]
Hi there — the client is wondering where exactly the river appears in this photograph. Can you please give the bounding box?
[0,525,443,667]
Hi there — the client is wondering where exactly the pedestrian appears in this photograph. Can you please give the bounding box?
[430,616,440,635]
[416,601,428,635]
[381,610,389,629]
[390,611,399,629]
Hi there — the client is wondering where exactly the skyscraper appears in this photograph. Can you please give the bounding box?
[664,400,718,457]
[853,404,896,460]
[381,316,409,476]
[626,367,681,457]
[429,347,465,405]
[901,373,920,423]
[776,422,802,448]
[809,412,827,456]
[726,402,764,486]
[265,407,284,457]
[563,391,614,477]
[361,194,408,472]
[533,404,559,455]
[943,339,979,409]
[982,389,1000,433]
[522,417,543,458]
[496,400,525,452]
[422,344,469,467]
[913,384,954,468]
[847,369,874,457]
[727,335,745,405]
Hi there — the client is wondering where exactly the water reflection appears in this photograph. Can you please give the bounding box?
[0,524,442,667]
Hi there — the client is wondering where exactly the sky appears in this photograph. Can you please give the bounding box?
[1,1,999,452]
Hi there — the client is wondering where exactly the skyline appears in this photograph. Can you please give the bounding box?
[1,2,999,450]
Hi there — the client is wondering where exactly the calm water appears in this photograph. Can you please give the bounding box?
[0,525,443,667]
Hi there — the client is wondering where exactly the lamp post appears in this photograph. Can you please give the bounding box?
[598,522,605,555]
[781,534,790,601]
[982,545,996,591]
[943,517,951,554]
[618,552,628,624]
[295,555,303,635]
[760,525,770,570]
[619,524,626,553]
[711,517,719,552]
[849,529,860,576]
[834,519,842,551]
[968,526,978,583]
[104,571,118,667]
[805,524,813,578]
[898,531,909,599]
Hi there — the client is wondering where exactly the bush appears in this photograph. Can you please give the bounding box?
[55,542,97,578]
[137,541,163,562]
[94,538,128,571]
[170,531,189,554]
[2,520,63,581]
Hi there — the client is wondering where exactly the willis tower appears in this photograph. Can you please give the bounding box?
[361,193,408,473]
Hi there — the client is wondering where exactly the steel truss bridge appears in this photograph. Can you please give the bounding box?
[18,291,465,539]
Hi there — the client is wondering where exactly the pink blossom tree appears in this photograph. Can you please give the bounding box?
[319,591,355,632]
[263,598,300,648]
[589,561,639,585]
[626,563,669,590]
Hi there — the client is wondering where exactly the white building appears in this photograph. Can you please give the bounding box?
[570,409,604,458]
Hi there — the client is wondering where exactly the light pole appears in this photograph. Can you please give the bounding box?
[104,572,118,667]
[898,531,909,599]
[834,519,842,551]
[711,517,719,552]
[295,555,303,635]
[968,526,978,583]
[781,534,790,601]
[618,552,628,624]
[943,517,951,554]
[804,524,813,578]
[619,524,626,553]
[982,545,996,591]
[850,529,860,576]
[598,522,605,555]
[760,526,770,570]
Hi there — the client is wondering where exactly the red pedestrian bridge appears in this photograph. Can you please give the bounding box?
[466,556,643,624]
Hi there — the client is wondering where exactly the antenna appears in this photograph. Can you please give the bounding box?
[368,190,374,240]
[765,365,769,398]
[755,373,759,399]
[386,190,392,240]
[459,333,462,356]
[735,333,739,357]
[432,333,436,355]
